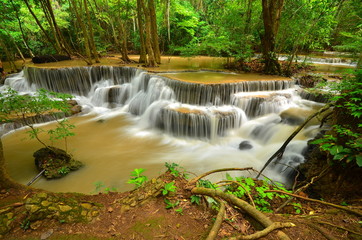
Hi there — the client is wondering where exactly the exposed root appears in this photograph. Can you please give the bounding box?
[206,201,225,240]
[192,187,292,240]
[266,190,362,217]
[216,180,256,208]
[228,222,295,240]
[316,220,362,237]
[306,222,339,240]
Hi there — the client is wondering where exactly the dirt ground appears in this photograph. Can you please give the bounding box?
[1,171,361,240]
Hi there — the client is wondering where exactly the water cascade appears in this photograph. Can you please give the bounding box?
[1,66,324,193]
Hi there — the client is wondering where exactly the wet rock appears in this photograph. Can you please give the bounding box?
[41,229,54,240]
[59,205,72,212]
[33,147,83,179]
[238,141,253,150]
[70,105,82,114]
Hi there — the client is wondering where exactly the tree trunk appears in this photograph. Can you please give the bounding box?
[244,0,254,34]
[140,0,157,67]
[149,0,161,64]
[261,0,284,75]
[69,0,93,65]
[83,0,100,62]
[137,0,147,63]
[23,0,60,53]
[10,0,35,57]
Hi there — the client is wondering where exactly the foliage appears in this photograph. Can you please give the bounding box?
[224,174,292,213]
[162,182,177,196]
[311,70,362,167]
[127,168,148,188]
[92,181,117,194]
[164,198,179,209]
[0,88,75,151]
[190,195,201,205]
[164,162,188,178]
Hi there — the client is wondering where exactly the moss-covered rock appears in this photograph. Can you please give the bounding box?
[33,147,83,179]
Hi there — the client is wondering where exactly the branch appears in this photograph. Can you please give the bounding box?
[229,222,295,240]
[188,168,255,186]
[192,187,292,240]
[266,190,362,217]
[206,201,225,240]
[257,103,333,178]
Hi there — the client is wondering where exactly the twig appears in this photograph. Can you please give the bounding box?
[27,169,46,186]
[257,103,332,178]
[206,201,226,240]
[216,180,256,208]
[188,168,255,186]
[0,202,24,210]
[228,222,295,240]
[316,220,362,236]
[192,187,292,240]
[306,222,339,240]
[275,167,330,213]
[266,190,362,217]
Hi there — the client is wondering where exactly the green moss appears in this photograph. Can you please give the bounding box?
[131,216,166,239]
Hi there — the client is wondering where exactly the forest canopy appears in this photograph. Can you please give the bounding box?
[0,0,361,68]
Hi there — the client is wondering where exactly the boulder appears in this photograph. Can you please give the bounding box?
[239,141,253,150]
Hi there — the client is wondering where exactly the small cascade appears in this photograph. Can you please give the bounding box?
[231,90,294,118]
[152,104,247,139]
[165,78,294,105]
[277,55,357,67]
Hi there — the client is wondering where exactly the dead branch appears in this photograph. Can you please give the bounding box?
[306,222,339,240]
[266,190,362,217]
[0,202,24,210]
[188,167,255,186]
[216,180,256,208]
[316,220,362,237]
[206,201,225,240]
[192,187,292,240]
[275,167,330,213]
[228,222,295,240]
[257,103,333,178]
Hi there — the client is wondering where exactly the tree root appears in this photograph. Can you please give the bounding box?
[188,167,255,186]
[266,190,362,217]
[257,103,333,178]
[216,180,256,208]
[206,201,225,240]
[316,220,362,237]
[306,222,339,240]
[192,187,292,240]
[228,222,295,240]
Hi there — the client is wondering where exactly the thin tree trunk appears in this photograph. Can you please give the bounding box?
[23,0,60,53]
[10,0,35,57]
[149,0,161,64]
[83,0,99,62]
[140,0,157,67]
[69,0,93,65]
[137,0,147,63]
[244,0,254,34]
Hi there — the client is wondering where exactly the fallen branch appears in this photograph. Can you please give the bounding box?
[206,201,225,240]
[266,190,362,217]
[316,220,362,237]
[257,103,332,178]
[189,168,255,186]
[306,222,339,240]
[228,222,295,240]
[192,187,292,240]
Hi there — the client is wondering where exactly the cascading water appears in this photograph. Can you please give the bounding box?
[1,66,324,193]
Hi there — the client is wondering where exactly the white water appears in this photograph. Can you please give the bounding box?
[1,67,324,193]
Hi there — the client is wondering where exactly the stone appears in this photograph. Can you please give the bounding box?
[30,221,42,230]
[80,203,92,210]
[41,229,54,240]
[37,192,48,199]
[238,141,253,150]
[41,201,51,207]
[59,205,72,212]
[27,205,41,213]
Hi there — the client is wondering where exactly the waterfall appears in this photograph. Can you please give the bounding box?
[1,65,325,191]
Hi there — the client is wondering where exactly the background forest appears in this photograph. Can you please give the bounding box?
[0,0,361,70]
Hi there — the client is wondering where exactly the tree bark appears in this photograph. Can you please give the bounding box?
[137,0,147,63]
[149,0,161,64]
[83,0,99,62]
[140,0,157,67]
[261,0,284,75]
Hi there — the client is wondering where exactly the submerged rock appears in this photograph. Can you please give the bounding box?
[33,147,83,179]
[238,141,253,150]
